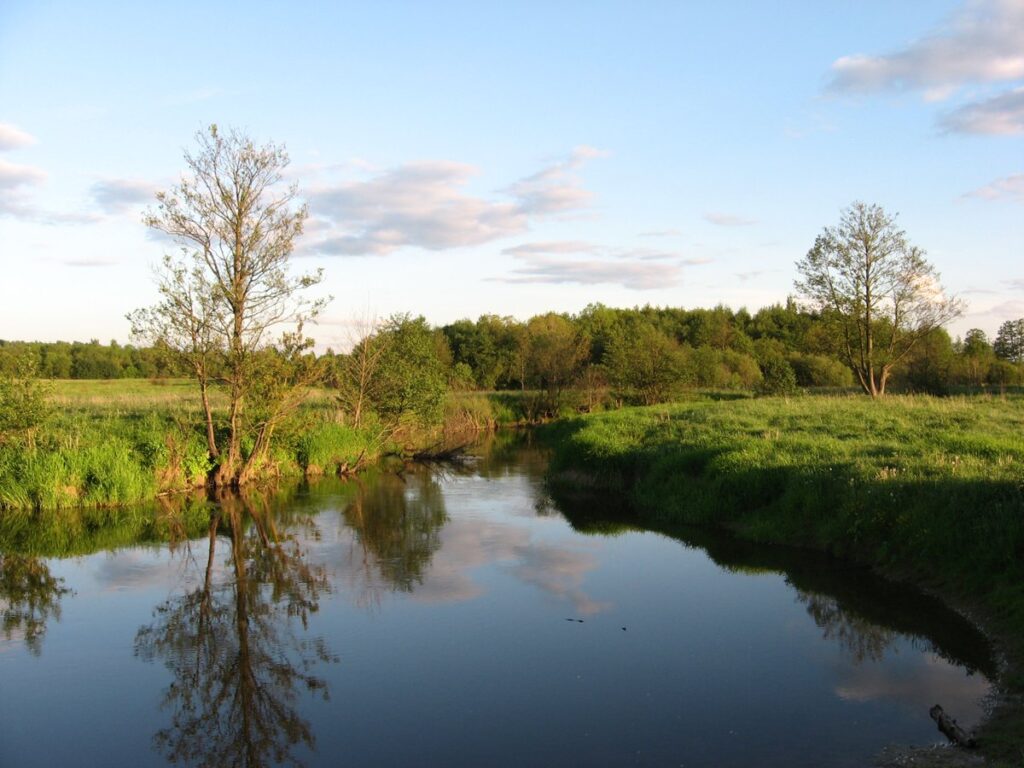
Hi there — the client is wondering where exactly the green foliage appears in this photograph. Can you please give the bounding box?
[546,396,1024,598]
[0,339,180,379]
[0,351,52,442]
[603,319,687,404]
[787,352,854,388]
[525,313,589,396]
[795,202,963,396]
[371,315,449,426]
[756,355,798,396]
[994,318,1024,363]
[0,380,347,511]
[294,421,375,472]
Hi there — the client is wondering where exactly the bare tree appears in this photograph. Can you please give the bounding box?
[795,202,964,397]
[128,252,223,459]
[336,311,389,429]
[138,125,327,484]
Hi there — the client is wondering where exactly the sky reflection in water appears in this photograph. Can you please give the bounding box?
[0,436,994,767]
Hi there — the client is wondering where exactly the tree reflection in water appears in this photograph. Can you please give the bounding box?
[0,552,70,655]
[797,591,900,664]
[134,489,335,768]
[339,467,447,606]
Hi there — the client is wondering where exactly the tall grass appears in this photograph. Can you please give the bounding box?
[0,379,374,511]
[547,395,1024,575]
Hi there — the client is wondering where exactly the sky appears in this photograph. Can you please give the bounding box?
[0,0,1021,350]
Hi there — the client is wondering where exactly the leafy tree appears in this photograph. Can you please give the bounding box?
[958,328,995,386]
[795,202,964,397]
[898,328,956,394]
[370,314,448,426]
[603,319,686,405]
[525,313,589,414]
[0,351,51,446]
[138,125,326,485]
[994,318,1024,363]
[989,359,1024,388]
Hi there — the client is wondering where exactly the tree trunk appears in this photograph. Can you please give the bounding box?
[878,366,891,396]
[199,376,219,459]
[238,423,275,486]
[929,705,976,748]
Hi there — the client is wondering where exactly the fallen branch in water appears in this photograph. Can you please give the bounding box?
[930,705,977,748]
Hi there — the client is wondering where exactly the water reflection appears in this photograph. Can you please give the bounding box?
[134,490,335,768]
[339,468,447,599]
[0,435,999,768]
[0,552,70,654]
[798,591,899,664]
[554,492,995,681]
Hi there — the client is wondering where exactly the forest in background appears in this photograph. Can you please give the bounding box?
[3,300,1023,404]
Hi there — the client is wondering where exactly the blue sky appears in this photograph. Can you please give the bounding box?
[1,0,1021,349]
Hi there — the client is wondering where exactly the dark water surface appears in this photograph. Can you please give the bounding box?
[0,434,994,767]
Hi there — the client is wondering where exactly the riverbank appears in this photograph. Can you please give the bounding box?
[1,379,403,511]
[542,394,1024,764]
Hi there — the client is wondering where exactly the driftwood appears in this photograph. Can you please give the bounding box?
[929,705,977,748]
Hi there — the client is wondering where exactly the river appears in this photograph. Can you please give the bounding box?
[0,432,994,767]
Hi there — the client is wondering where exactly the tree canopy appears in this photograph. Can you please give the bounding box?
[795,202,963,397]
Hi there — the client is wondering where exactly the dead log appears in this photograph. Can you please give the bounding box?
[929,705,977,748]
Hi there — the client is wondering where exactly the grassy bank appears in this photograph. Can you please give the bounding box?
[0,380,386,511]
[543,394,1024,760]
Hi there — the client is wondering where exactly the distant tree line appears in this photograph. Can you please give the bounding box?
[429,303,1024,406]
[316,302,1024,423]
[0,339,183,379]
[5,307,1023,407]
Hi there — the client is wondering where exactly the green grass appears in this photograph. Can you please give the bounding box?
[543,393,1024,760]
[547,395,1024,588]
[0,379,379,511]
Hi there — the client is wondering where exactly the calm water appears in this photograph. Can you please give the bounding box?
[0,434,994,767]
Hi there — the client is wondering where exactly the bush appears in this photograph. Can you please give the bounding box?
[757,356,798,396]
[787,353,854,388]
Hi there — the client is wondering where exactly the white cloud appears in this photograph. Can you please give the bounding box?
[304,148,606,256]
[498,256,682,290]
[495,240,708,291]
[964,172,1024,200]
[90,178,160,212]
[307,161,524,255]
[0,157,47,219]
[0,155,99,225]
[0,158,46,189]
[0,123,37,152]
[828,1,1024,135]
[829,0,1024,95]
[638,228,682,238]
[63,258,118,268]
[505,145,607,215]
[940,87,1024,134]
[502,240,708,264]
[502,241,594,257]
[704,211,757,227]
